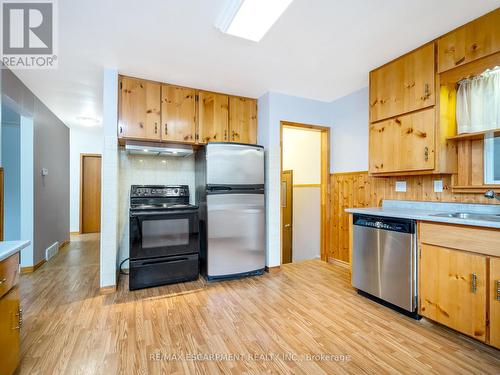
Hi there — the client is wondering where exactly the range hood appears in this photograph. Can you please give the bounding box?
[125,140,194,157]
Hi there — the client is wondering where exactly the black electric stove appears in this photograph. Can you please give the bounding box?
[129,185,199,290]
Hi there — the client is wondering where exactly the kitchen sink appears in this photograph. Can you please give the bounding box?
[431,212,500,222]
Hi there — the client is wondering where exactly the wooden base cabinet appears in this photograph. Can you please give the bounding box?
[490,258,500,349]
[0,287,20,375]
[419,244,487,341]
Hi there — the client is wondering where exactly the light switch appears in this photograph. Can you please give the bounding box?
[434,180,443,193]
[395,181,407,192]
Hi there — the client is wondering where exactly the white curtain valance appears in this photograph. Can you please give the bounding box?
[456,67,500,134]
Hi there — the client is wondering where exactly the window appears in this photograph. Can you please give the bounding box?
[484,133,500,184]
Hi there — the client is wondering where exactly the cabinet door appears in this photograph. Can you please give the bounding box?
[438,9,500,72]
[370,58,404,122]
[369,108,435,173]
[490,257,500,349]
[198,91,229,144]
[419,244,487,342]
[229,97,257,144]
[0,287,20,375]
[161,85,196,143]
[119,77,161,140]
[403,43,435,114]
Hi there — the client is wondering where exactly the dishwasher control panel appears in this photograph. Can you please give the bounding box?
[353,215,415,233]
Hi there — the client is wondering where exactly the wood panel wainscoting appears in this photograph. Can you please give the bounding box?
[329,171,499,263]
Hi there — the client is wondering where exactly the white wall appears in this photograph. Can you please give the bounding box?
[282,127,321,262]
[258,92,331,268]
[117,152,195,267]
[330,87,369,172]
[69,126,104,232]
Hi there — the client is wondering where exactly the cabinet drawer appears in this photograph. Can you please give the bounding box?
[0,253,19,299]
[419,222,500,257]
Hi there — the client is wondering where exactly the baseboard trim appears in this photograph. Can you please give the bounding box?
[265,265,281,273]
[69,231,80,236]
[59,240,70,249]
[328,257,350,269]
[21,259,46,274]
[99,285,116,294]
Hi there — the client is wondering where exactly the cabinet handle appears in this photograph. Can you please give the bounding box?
[455,56,465,65]
[119,126,123,134]
[424,147,429,161]
[154,123,158,134]
[284,224,291,228]
[164,124,168,135]
[496,280,500,301]
[471,273,477,294]
[0,277,6,285]
[421,83,431,100]
[224,130,227,141]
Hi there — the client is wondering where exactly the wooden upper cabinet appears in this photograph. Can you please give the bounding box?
[370,43,435,123]
[490,257,500,350]
[438,9,500,73]
[198,91,229,144]
[369,108,435,173]
[119,77,161,140]
[229,97,257,144]
[419,244,487,342]
[161,85,196,143]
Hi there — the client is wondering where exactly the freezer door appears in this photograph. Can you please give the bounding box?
[206,143,264,186]
[207,194,265,277]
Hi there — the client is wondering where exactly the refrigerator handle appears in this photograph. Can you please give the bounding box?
[208,186,233,192]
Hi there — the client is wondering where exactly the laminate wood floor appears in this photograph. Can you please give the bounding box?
[18,234,500,374]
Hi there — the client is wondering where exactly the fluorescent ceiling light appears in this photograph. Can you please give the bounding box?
[217,0,294,42]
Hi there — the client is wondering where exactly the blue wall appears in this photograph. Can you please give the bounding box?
[1,106,21,240]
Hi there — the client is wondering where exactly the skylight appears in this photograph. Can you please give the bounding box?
[217,0,294,42]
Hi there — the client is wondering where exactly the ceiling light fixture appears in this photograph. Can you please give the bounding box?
[216,0,294,42]
[76,116,100,127]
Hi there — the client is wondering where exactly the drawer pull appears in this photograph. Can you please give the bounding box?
[0,277,6,285]
[497,280,500,301]
[471,273,477,294]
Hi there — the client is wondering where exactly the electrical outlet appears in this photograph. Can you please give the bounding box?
[395,181,407,192]
[434,180,443,193]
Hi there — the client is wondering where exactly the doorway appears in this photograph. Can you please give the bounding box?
[281,170,293,263]
[80,154,102,234]
[280,122,330,264]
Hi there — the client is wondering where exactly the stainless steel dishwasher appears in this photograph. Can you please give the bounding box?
[352,214,418,317]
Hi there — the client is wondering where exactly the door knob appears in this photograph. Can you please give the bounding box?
[284,224,291,228]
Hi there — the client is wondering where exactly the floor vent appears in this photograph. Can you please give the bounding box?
[45,242,59,261]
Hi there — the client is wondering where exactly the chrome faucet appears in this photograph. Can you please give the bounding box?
[484,190,500,201]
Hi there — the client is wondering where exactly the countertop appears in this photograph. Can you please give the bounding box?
[345,200,500,229]
[0,241,30,262]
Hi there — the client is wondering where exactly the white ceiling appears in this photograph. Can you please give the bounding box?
[10,0,500,129]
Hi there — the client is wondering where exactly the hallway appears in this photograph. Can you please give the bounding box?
[17,235,500,374]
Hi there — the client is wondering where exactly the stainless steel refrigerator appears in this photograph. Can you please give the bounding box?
[196,143,265,280]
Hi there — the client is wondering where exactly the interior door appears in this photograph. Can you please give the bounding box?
[229,97,257,144]
[161,85,196,143]
[281,171,293,264]
[198,91,229,143]
[119,77,161,140]
[419,244,487,342]
[81,155,102,233]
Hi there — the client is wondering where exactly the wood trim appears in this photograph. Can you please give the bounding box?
[69,231,80,236]
[293,184,321,188]
[280,122,331,264]
[59,240,70,250]
[452,185,500,193]
[327,257,350,269]
[21,259,46,274]
[265,265,281,273]
[447,128,500,142]
[99,285,116,294]
[332,171,368,177]
[80,154,102,234]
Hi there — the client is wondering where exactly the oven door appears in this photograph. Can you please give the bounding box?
[130,210,199,260]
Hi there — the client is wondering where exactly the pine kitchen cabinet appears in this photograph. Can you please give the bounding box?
[118,76,161,140]
[197,91,229,143]
[228,96,257,144]
[369,108,435,173]
[437,9,500,73]
[369,43,435,123]
[161,85,197,143]
[419,222,500,348]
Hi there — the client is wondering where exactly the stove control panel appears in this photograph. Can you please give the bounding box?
[131,185,189,198]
